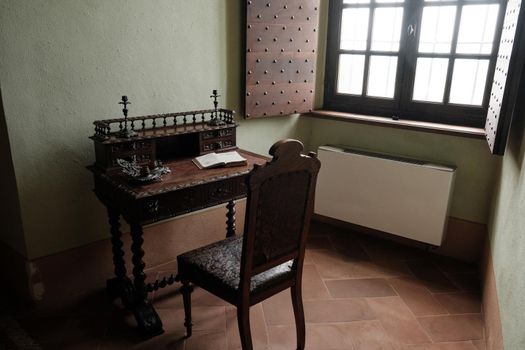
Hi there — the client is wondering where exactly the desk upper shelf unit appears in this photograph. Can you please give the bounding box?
[90,108,237,173]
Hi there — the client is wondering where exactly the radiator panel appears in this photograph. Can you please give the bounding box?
[315,146,456,246]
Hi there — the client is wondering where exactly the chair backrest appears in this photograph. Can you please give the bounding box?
[239,139,321,291]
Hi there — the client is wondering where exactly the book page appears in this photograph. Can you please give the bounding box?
[216,151,246,164]
[194,153,222,169]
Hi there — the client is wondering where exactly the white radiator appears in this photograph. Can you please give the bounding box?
[315,145,456,246]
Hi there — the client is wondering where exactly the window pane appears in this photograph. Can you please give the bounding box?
[343,0,370,4]
[449,59,489,105]
[456,5,499,54]
[337,54,366,95]
[413,57,449,103]
[376,0,404,3]
[340,8,370,50]
[367,56,398,98]
[371,8,404,52]
[418,6,457,53]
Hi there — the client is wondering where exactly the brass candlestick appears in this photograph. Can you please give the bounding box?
[117,95,137,138]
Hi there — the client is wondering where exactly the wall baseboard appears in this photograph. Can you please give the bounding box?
[481,239,504,350]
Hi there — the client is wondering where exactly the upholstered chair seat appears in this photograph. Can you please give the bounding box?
[178,236,293,299]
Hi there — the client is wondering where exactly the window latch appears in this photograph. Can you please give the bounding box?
[407,24,416,37]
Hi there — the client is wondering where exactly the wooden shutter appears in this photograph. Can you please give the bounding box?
[244,0,320,119]
[485,0,525,155]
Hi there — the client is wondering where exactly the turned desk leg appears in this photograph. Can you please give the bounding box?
[226,200,236,238]
[106,208,133,304]
[129,222,163,336]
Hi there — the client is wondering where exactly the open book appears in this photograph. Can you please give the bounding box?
[193,151,247,169]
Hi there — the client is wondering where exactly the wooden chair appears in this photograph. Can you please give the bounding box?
[176,139,321,350]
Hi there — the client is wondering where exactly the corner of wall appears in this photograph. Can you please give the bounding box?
[0,86,27,257]
[0,85,33,302]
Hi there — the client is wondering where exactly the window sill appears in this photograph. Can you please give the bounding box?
[303,110,486,139]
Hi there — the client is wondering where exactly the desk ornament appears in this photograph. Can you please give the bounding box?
[116,158,171,183]
[117,95,137,139]
[208,89,227,126]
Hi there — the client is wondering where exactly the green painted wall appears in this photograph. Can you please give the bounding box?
[0,0,309,259]
[487,109,525,349]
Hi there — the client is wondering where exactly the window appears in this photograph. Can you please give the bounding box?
[324,0,506,127]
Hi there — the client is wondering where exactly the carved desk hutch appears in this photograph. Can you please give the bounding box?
[87,103,268,336]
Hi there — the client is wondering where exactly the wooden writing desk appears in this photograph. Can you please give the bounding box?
[89,150,268,336]
[87,106,267,335]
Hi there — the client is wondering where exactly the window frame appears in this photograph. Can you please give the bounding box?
[323,0,507,128]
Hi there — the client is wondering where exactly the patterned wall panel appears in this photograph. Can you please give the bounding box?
[245,0,320,118]
[485,0,525,155]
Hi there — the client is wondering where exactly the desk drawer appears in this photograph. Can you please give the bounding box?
[200,128,235,140]
[199,127,236,154]
[201,138,235,153]
[139,176,247,223]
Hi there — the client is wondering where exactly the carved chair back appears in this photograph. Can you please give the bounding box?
[239,139,321,295]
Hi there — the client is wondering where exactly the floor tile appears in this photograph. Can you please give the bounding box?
[305,299,375,323]
[157,306,226,334]
[446,273,481,292]
[266,325,299,350]
[301,264,330,301]
[347,258,413,279]
[432,258,478,274]
[470,339,486,350]
[406,261,459,293]
[268,320,395,350]
[311,249,411,279]
[403,341,479,349]
[307,235,334,250]
[433,293,481,314]
[329,234,371,260]
[153,285,229,309]
[226,304,268,350]
[335,320,397,350]
[326,278,397,298]
[309,249,356,279]
[262,291,295,326]
[149,259,179,273]
[185,331,228,350]
[304,249,314,264]
[99,332,186,350]
[388,277,449,316]
[367,296,430,345]
[359,238,426,262]
[417,315,483,342]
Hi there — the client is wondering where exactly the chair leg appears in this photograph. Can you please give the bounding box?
[291,283,306,350]
[181,280,193,338]
[237,304,253,350]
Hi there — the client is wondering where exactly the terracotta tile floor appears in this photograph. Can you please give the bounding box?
[7,222,485,349]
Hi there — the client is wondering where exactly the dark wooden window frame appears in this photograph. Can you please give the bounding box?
[323,0,507,128]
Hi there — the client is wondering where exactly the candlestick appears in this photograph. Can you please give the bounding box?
[208,89,226,126]
[117,95,137,138]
